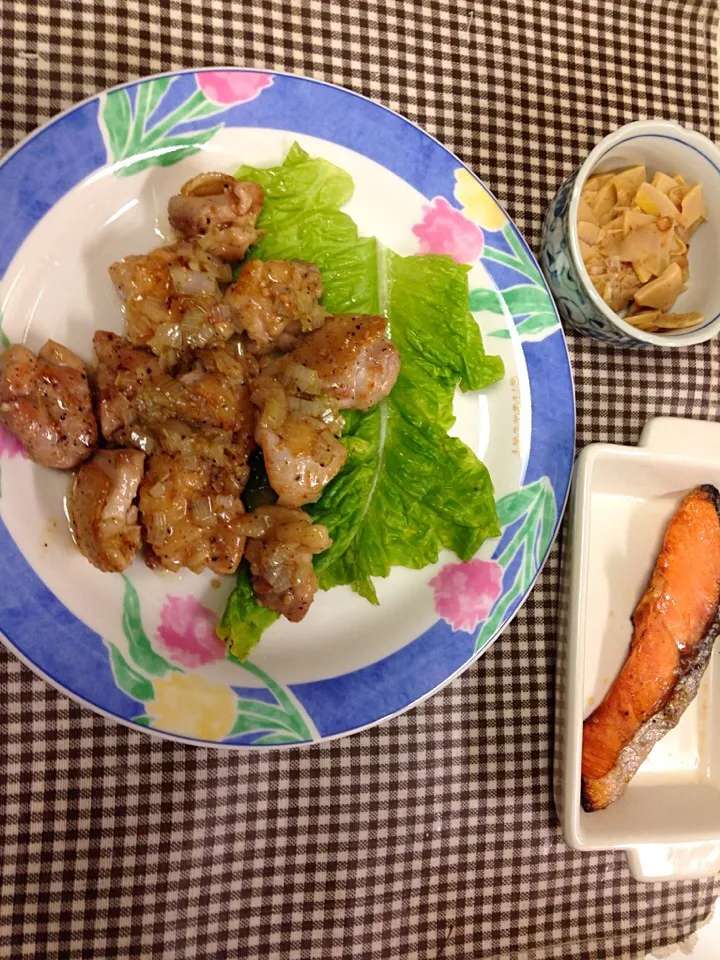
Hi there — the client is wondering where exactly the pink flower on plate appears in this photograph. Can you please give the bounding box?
[429,558,503,632]
[412,196,484,263]
[0,424,25,459]
[155,595,225,668]
[196,70,273,105]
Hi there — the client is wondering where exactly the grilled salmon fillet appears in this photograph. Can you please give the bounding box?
[581,484,720,812]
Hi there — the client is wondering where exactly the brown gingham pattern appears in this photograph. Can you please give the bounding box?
[0,2,719,958]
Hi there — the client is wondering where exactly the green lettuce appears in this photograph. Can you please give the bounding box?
[218,144,504,653]
[309,252,503,602]
[216,560,279,661]
[235,143,378,314]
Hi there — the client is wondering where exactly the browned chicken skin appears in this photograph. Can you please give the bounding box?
[108,242,234,368]
[93,331,165,445]
[141,344,255,437]
[68,449,145,572]
[0,341,97,469]
[251,370,346,509]
[224,259,326,354]
[270,313,400,410]
[241,505,331,621]
[167,173,263,261]
[139,446,248,575]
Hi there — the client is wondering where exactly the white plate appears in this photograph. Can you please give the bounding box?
[0,69,575,746]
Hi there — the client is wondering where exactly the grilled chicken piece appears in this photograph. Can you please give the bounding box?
[582,485,720,811]
[224,259,326,354]
[38,340,86,371]
[135,342,256,437]
[108,242,234,368]
[68,449,145,572]
[251,372,346,509]
[0,341,97,469]
[241,505,331,621]
[139,445,248,575]
[272,313,400,410]
[167,173,263,260]
[93,331,164,445]
[137,350,255,577]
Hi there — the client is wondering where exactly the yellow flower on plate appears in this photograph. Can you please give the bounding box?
[148,672,236,741]
[453,168,507,231]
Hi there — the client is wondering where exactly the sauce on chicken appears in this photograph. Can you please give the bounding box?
[0,171,400,624]
[68,449,145,572]
[0,341,96,469]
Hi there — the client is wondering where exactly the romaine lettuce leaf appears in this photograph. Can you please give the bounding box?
[236,143,378,314]
[309,252,503,601]
[216,560,279,661]
[218,144,504,651]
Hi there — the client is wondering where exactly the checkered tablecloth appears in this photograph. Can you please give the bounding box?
[1,2,719,958]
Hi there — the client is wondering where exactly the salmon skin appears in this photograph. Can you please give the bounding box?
[581,484,720,812]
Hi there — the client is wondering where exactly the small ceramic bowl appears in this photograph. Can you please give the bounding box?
[540,120,720,348]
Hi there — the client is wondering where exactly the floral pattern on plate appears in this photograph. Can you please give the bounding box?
[112,578,314,745]
[0,69,574,746]
[98,70,274,177]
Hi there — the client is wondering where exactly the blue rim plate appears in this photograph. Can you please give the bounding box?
[0,69,575,746]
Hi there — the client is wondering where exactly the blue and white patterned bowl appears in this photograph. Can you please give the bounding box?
[540,120,720,348]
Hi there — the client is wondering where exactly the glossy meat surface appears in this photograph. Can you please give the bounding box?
[275,313,400,410]
[108,241,234,368]
[241,505,331,621]
[224,259,326,354]
[68,449,145,572]
[168,173,263,260]
[251,372,346,508]
[133,344,255,438]
[139,445,248,575]
[0,341,97,469]
[93,331,164,444]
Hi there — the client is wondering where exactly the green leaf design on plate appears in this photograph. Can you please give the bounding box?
[228,699,304,738]
[474,477,556,653]
[516,312,558,337]
[501,284,551,316]
[496,482,541,524]
[227,657,313,743]
[490,311,559,339]
[0,309,9,350]
[107,643,155,702]
[503,225,543,284]
[482,224,542,286]
[132,714,154,727]
[468,287,504,314]
[99,77,227,177]
[134,88,207,143]
[101,89,132,163]
[133,76,171,135]
[121,575,178,676]
[481,223,559,341]
[115,125,224,177]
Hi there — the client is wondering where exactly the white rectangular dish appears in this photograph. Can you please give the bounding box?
[555,417,720,881]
